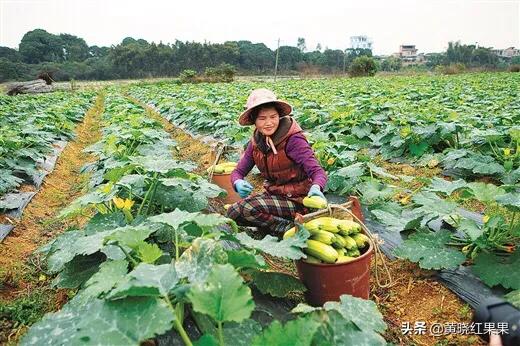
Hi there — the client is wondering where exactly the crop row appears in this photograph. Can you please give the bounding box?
[127,75,520,299]
[0,91,96,197]
[22,92,388,345]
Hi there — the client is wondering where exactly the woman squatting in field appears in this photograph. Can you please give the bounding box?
[226,88,328,235]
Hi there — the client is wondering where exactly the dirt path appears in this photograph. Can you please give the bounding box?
[0,92,105,344]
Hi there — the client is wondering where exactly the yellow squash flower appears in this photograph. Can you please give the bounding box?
[112,197,125,209]
[122,199,135,210]
[113,197,134,210]
[100,183,113,194]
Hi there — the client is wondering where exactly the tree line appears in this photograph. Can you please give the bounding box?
[0,29,517,82]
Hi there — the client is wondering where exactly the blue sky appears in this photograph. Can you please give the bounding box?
[1,0,518,55]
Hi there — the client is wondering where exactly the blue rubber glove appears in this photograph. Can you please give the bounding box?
[308,184,326,200]
[234,179,253,198]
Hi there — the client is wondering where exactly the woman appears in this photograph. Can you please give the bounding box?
[226,88,328,235]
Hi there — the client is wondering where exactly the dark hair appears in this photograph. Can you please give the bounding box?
[250,102,284,123]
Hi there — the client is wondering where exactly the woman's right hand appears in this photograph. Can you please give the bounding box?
[234,179,253,198]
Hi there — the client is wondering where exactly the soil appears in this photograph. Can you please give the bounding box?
[0,93,105,343]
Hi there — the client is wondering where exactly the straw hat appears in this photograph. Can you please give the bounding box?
[238,88,292,126]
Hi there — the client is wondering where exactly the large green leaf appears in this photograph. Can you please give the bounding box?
[472,249,520,289]
[175,238,228,284]
[465,182,506,203]
[504,290,520,309]
[83,212,126,235]
[20,297,174,346]
[358,180,395,204]
[105,225,156,249]
[73,260,129,304]
[426,177,467,196]
[495,193,520,212]
[226,249,267,270]
[52,253,105,289]
[234,230,308,260]
[313,311,386,346]
[191,213,234,232]
[323,294,386,333]
[188,264,255,323]
[249,270,306,297]
[59,189,117,218]
[149,209,199,229]
[154,183,209,212]
[251,315,320,346]
[458,218,484,241]
[292,295,387,345]
[370,208,422,233]
[393,230,466,270]
[222,320,263,346]
[501,167,520,185]
[194,334,219,346]
[63,227,125,259]
[133,156,196,173]
[454,154,505,176]
[412,192,458,224]
[44,230,83,273]
[109,263,179,299]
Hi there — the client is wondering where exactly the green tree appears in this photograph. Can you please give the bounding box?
[344,48,372,69]
[236,41,273,73]
[381,56,402,72]
[471,47,498,67]
[321,49,344,72]
[297,37,306,52]
[89,45,110,58]
[0,46,21,62]
[425,53,446,68]
[59,34,89,61]
[349,56,378,77]
[19,29,64,63]
[277,46,303,71]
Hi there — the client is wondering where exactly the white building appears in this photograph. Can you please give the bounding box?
[350,36,373,50]
[492,47,520,59]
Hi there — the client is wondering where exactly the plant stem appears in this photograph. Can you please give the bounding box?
[175,229,180,260]
[118,244,138,267]
[164,296,192,346]
[145,178,159,215]
[137,172,158,215]
[217,321,224,346]
[488,140,500,160]
[509,211,517,232]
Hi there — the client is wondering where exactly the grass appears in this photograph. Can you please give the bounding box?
[0,257,59,344]
[458,304,472,319]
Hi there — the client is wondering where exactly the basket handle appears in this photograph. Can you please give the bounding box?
[331,204,394,289]
[207,142,227,182]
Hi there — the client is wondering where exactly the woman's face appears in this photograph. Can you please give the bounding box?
[255,106,279,136]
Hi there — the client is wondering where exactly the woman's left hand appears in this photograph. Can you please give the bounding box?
[308,184,326,200]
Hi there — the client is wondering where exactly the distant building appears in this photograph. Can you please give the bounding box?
[492,47,520,59]
[397,45,418,61]
[350,36,373,50]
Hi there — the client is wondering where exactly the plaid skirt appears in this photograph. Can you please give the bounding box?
[226,192,306,235]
